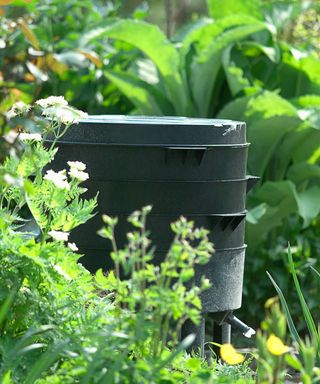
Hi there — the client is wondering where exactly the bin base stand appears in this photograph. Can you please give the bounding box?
[181,311,255,358]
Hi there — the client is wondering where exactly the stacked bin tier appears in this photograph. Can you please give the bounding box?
[48,116,255,313]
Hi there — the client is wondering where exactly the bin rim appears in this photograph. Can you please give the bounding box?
[79,115,245,127]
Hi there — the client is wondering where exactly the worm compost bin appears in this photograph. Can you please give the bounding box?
[49,115,258,353]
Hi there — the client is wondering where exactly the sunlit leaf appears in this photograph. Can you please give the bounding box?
[18,20,40,50]
[77,49,102,68]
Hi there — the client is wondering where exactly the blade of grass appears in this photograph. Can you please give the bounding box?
[310,266,320,281]
[287,244,318,343]
[266,271,300,345]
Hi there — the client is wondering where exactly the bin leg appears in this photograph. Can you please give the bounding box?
[212,321,231,356]
[181,315,205,357]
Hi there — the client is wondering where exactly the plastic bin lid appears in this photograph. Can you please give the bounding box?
[56,115,246,146]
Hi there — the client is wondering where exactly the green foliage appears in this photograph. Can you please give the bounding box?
[266,245,320,383]
[268,245,320,361]
[0,0,134,114]
[255,302,289,384]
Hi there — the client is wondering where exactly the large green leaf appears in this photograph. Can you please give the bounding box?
[221,47,251,97]
[274,127,320,181]
[247,181,320,246]
[181,15,261,55]
[242,91,301,177]
[246,91,298,118]
[287,163,320,185]
[216,95,251,120]
[247,115,301,177]
[190,22,266,116]
[105,70,174,115]
[84,19,187,114]
[207,0,263,20]
[295,187,320,228]
[246,181,299,247]
[278,52,320,98]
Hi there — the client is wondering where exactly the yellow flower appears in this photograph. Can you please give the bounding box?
[267,334,289,356]
[220,344,245,365]
[264,296,278,309]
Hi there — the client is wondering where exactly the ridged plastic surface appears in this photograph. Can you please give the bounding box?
[48,115,256,313]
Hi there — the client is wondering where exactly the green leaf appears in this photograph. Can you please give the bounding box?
[85,19,187,114]
[246,203,267,224]
[296,95,320,108]
[216,95,251,120]
[246,91,298,119]
[221,47,251,97]
[185,357,201,371]
[310,267,320,283]
[105,70,173,115]
[190,21,266,116]
[267,271,300,345]
[207,0,263,20]
[1,371,13,384]
[295,187,320,227]
[0,283,19,328]
[285,354,303,371]
[246,181,298,247]
[247,115,301,177]
[287,245,319,343]
[287,163,320,185]
[239,41,281,63]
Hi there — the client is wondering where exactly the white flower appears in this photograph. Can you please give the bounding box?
[48,230,69,242]
[7,109,17,119]
[54,265,72,281]
[67,161,86,171]
[3,131,19,144]
[6,101,31,119]
[42,105,88,125]
[44,169,70,190]
[19,133,42,142]
[68,242,78,252]
[36,96,68,108]
[68,168,89,182]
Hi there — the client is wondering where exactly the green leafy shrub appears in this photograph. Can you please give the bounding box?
[0,0,135,114]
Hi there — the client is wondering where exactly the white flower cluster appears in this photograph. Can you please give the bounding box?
[36,96,88,125]
[48,231,78,253]
[68,161,89,181]
[44,169,70,190]
[48,230,69,241]
[6,101,31,119]
[36,96,68,108]
[19,133,42,142]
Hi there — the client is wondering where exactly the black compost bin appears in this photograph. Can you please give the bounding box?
[48,115,258,318]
